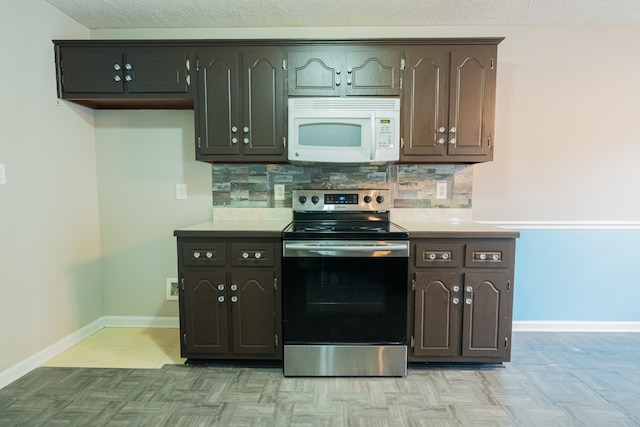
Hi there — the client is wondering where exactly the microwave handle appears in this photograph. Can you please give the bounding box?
[370,113,376,161]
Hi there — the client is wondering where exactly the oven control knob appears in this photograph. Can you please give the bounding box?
[298,195,307,204]
[364,195,372,203]
[311,196,319,204]
[376,195,384,204]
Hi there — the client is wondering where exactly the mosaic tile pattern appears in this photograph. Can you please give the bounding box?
[212,164,473,209]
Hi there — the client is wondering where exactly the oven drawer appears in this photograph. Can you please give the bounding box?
[465,241,513,268]
[231,243,275,267]
[415,243,464,268]
[183,243,226,266]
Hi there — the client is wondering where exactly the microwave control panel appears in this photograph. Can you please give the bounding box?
[376,119,395,149]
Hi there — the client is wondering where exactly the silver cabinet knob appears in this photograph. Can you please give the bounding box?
[217,284,224,291]
[450,138,457,144]
[254,252,261,259]
[429,253,436,260]
[193,251,201,258]
[242,252,249,259]
[493,254,500,261]
[218,296,225,303]
[442,253,449,260]
[453,298,460,305]
[465,298,472,305]
[480,253,487,260]
[231,137,238,144]
[453,285,460,292]
[466,286,473,293]
[125,75,132,82]
[347,78,352,85]
[231,126,238,133]
[438,127,446,133]
[450,127,457,133]
[113,63,121,71]
[336,69,341,75]
[206,252,213,259]
[347,67,353,73]
[231,296,238,303]
[243,127,249,133]
[124,63,132,70]
[230,284,237,291]
[437,138,446,145]
[243,138,249,145]
[113,75,122,82]
[336,79,341,86]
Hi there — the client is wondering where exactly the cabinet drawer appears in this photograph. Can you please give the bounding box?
[415,243,463,268]
[465,242,512,268]
[183,243,226,266]
[231,243,275,267]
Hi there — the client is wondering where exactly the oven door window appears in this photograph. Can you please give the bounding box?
[283,257,407,344]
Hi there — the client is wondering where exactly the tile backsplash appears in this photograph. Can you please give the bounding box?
[212,164,472,209]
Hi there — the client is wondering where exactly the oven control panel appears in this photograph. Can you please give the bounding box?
[292,189,391,211]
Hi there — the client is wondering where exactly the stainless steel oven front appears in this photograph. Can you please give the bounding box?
[282,239,409,377]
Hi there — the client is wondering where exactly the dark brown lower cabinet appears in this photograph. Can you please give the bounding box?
[177,237,282,361]
[409,238,515,363]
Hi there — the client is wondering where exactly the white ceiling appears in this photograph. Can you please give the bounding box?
[47,0,640,29]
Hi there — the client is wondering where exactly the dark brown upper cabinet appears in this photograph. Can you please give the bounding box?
[287,48,401,96]
[400,45,497,163]
[194,48,287,163]
[54,43,194,109]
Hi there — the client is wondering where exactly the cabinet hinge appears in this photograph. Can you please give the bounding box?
[400,58,405,70]
[283,137,287,148]
[399,77,403,90]
[284,78,288,90]
[401,137,405,149]
[491,58,495,70]
[488,137,492,148]
[505,336,509,349]
[411,277,415,291]
[410,336,415,348]
[183,333,187,346]
[196,58,200,72]
[197,136,202,148]
[275,334,279,347]
[273,277,278,291]
[507,279,511,292]
[282,59,287,70]
[181,277,184,291]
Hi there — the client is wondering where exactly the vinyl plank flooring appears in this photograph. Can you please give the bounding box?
[2,332,640,426]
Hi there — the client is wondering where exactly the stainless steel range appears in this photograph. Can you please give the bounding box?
[282,189,409,377]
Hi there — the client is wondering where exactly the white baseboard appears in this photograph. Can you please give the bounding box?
[513,320,640,332]
[0,316,179,390]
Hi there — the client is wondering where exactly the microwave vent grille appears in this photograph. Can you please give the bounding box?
[289,97,399,111]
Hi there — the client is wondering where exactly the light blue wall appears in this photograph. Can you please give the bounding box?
[512,228,640,321]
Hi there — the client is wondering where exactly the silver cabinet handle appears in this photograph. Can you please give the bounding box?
[465,298,472,305]
[243,137,249,145]
[243,127,249,133]
[466,286,473,293]
[452,285,460,292]
[125,63,132,70]
[113,63,121,71]
[438,127,446,133]
[437,138,446,145]
[205,252,213,259]
[242,252,249,259]
[231,137,238,144]
[114,75,122,82]
[217,284,224,291]
[450,127,456,133]
[125,75,132,82]
[231,296,238,303]
[230,284,237,291]
[450,138,457,145]
[218,296,225,303]
[452,298,460,305]
[231,126,238,133]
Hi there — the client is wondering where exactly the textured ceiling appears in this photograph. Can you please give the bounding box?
[47,0,640,29]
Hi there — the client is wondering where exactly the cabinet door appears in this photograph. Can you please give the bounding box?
[462,272,511,357]
[413,272,462,357]
[401,48,449,158]
[229,269,276,356]
[196,50,241,156]
[58,47,124,94]
[123,49,190,93]
[448,47,496,158]
[242,51,286,157]
[287,50,341,96]
[182,270,229,355]
[346,51,401,96]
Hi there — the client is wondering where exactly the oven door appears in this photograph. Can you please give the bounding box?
[282,240,409,345]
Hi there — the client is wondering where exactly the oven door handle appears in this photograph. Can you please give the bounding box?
[285,243,409,252]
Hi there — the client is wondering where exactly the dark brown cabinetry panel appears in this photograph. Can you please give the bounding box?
[409,238,515,363]
[54,44,193,109]
[401,45,497,163]
[177,237,282,361]
[195,49,286,163]
[287,48,401,96]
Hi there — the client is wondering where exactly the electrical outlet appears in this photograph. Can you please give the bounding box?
[436,181,448,200]
[166,278,179,300]
[175,184,187,200]
[274,184,285,201]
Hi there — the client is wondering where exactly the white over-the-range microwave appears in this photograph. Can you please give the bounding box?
[287,97,400,164]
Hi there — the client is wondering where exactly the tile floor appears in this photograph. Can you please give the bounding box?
[42,327,185,369]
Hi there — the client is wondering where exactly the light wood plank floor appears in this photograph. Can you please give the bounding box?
[0,329,638,426]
